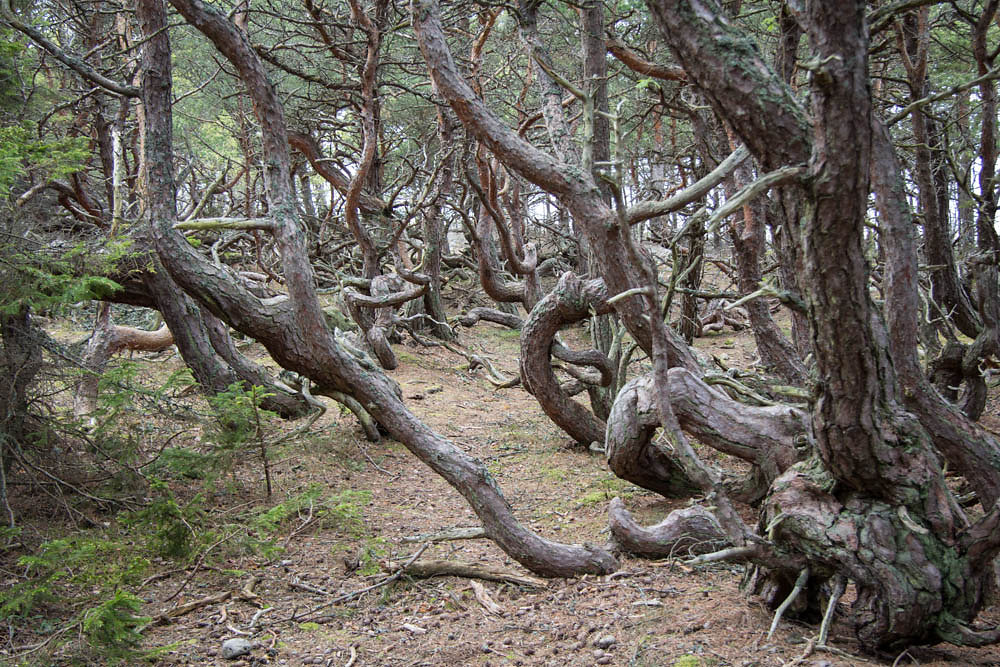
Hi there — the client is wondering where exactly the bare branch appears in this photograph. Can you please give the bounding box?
[626,146,749,226]
[174,217,275,231]
[1,0,140,97]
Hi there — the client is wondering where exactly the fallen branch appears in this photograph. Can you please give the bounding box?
[470,580,503,615]
[380,559,546,588]
[240,575,262,601]
[401,526,486,543]
[289,577,334,596]
[292,543,430,623]
[154,591,232,625]
[442,341,517,387]
[684,545,757,566]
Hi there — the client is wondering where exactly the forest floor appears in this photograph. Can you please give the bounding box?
[6,300,1000,666]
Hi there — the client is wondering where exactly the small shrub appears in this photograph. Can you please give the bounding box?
[357,536,388,576]
[207,383,277,495]
[152,446,218,480]
[252,485,373,538]
[1,534,152,662]
[124,481,205,560]
[80,591,150,661]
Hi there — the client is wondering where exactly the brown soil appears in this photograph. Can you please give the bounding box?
[8,317,1000,666]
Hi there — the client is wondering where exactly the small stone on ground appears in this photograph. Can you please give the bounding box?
[221,638,254,659]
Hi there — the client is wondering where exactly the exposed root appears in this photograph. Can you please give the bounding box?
[818,574,845,647]
[768,567,809,640]
[607,497,727,558]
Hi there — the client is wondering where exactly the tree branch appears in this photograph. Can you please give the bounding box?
[1,0,140,97]
[626,146,749,225]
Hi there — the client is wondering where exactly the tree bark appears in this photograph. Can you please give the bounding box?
[415,105,458,341]
[728,191,806,385]
[871,115,1000,510]
[647,0,1000,650]
[144,257,309,418]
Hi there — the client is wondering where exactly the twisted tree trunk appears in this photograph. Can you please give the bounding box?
[646,0,1000,649]
[519,273,613,447]
[138,0,617,577]
[606,370,803,500]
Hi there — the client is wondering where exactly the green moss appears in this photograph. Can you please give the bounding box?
[542,467,568,481]
[394,349,421,365]
[672,655,714,667]
[577,477,637,506]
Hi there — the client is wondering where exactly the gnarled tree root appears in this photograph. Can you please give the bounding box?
[756,462,1000,652]
[606,370,804,498]
[607,497,727,558]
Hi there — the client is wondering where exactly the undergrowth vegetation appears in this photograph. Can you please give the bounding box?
[0,352,375,665]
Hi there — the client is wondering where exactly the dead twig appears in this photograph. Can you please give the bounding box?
[161,532,234,603]
[401,526,485,543]
[153,591,232,625]
[355,437,395,476]
[292,543,430,623]
[248,606,273,630]
[289,577,334,596]
[239,575,262,601]
[470,580,503,615]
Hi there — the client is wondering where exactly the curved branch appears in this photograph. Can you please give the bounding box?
[1,0,140,97]
[605,370,804,497]
[287,132,389,216]
[606,36,687,82]
[474,205,526,303]
[627,146,749,226]
[344,0,383,279]
[519,273,612,446]
[608,498,727,558]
